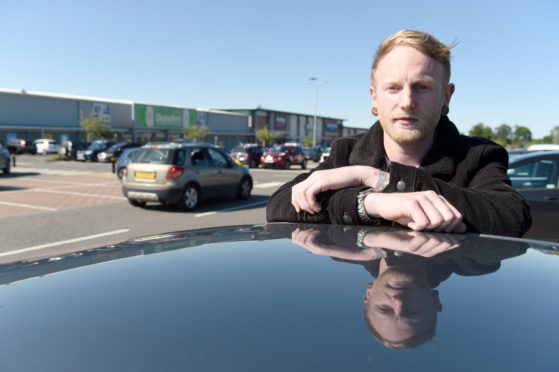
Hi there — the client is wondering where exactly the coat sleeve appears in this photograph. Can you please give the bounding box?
[386,144,532,237]
[266,140,371,224]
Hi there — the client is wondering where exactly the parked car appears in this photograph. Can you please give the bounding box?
[122,142,252,209]
[0,223,557,371]
[508,150,559,241]
[58,141,90,160]
[303,146,323,162]
[97,142,143,163]
[230,144,266,168]
[0,141,11,174]
[115,147,139,180]
[319,146,331,163]
[260,145,307,169]
[34,138,60,155]
[6,138,36,154]
[76,140,115,161]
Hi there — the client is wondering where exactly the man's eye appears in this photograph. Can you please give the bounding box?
[377,305,393,314]
[386,86,400,92]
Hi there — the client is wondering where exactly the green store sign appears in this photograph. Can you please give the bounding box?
[135,104,197,129]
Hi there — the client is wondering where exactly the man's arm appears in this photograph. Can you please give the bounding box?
[367,143,531,237]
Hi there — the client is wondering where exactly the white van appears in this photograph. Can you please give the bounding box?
[34,139,60,155]
[527,144,559,151]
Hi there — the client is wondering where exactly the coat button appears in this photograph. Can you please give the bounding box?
[342,213,352,224]
[396,180,406,191]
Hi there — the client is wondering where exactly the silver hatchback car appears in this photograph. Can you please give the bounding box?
[122,143,252,210]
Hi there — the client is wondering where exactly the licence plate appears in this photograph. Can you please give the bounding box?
[265,156,274,163]
[135,171,156,180]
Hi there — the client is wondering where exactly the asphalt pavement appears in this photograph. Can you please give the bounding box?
[0,154,310,264]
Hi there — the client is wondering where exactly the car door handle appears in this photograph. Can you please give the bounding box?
[544,196,558,201]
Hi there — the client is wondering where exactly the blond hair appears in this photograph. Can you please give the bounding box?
[371,30,456,85]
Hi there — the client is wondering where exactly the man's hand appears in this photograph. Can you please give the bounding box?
[365,191,466,233]
[362,230,465,257]
[291,228,386,261]
[291,166,389,214]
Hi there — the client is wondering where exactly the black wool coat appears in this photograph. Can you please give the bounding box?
[266,116,532,238]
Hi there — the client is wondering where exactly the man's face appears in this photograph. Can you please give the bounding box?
[371,46,454,145]
[364,264,441,345]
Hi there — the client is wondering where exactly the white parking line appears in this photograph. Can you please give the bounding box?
[194,200,268,217]
[254,182,284,188]
[12,167,90,176]
[32,189,125,200]
[0,201,58,211]
[0,229,131,258]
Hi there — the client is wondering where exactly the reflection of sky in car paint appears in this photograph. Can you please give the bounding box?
[1,226,558,370]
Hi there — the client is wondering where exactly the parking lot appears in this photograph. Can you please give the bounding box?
[0,154,307,263]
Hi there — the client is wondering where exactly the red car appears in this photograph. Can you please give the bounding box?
[260,145,307,169]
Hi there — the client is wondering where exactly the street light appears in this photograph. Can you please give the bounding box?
[307,77,327,147]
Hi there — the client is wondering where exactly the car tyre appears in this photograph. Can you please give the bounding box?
[236,177,252,200]
[178,184,200,210]
[3,162,10,174]
[117,168,126,180]
[284,159,291,170]
[301,159,307,169]
[249,159,257,168]
[128,199,146,208]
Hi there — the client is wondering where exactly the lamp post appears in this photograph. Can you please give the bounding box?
[307,77,326,147]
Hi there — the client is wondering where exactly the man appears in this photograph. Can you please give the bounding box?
[267,30,531,237]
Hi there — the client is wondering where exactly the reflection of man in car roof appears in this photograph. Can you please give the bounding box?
[288,225,527,349]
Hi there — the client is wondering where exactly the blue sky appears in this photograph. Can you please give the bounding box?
[1,0,558,138]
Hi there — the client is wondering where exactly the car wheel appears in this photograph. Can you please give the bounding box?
[128,199,146,208]
[249,159,257,168]
[178,184,200,210]
[117,168,126,180]
[3,163,10,174]
[301,159,307,169]
[284,160,291,170]
[236,177,252,200]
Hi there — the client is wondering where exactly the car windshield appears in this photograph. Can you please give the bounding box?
[231,146,246,153]
[271,146,289,153]
[130,148,173,164]
[88,141,107,151]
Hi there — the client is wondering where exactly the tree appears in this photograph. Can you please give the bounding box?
[494,124,512,147]
[303,136,314,148]
[512,125,532,148]
[184,125,210,142]
[80,111,113,141]
[256,128,277,147]
[469,123,493,139]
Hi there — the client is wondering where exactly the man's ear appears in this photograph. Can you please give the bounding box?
[444,83,455,106]
[370,86,376,105]
[363,282,373,303]
[432,289,443,312]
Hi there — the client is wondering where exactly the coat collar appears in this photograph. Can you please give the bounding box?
[348,115,460,177]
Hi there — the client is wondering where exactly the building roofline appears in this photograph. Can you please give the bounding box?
[217,108,345,121]
[0,88,134,105]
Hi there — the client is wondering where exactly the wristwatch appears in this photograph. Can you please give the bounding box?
[357,188,374,222]
[357,188,382,225]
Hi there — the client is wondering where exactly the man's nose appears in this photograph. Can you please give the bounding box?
[400,86,415,111]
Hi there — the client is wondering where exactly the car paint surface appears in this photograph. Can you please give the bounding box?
[0,223,557,371]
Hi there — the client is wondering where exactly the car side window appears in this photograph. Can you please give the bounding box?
[190,148,210,166]
[207,148,229,167]
[508,158,559,189]
[174,150,186,165]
